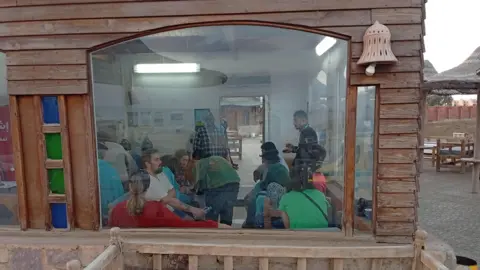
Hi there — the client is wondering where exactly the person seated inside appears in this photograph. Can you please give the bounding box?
[174,149,195,189]
[97,142,125,226]
[265,170,330,229]
[253,142,289,181]
[97,131,138,186]
[192,151,240,226]
[109,173,230,229]
[254,182,286,229]
[142,148,205,219]
[160,154,194,205]
[131,136,154,168]
[243,142,290,228]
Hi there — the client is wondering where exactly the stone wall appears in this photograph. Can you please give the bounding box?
[0,244,106,270]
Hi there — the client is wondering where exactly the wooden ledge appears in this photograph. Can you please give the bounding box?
[42,124,61,133]
[126,240,414,258]
[48,193,66,203]
[45,159,63,169]
[460,158,480,163]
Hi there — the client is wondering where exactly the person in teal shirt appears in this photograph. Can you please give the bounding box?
[97,143,126,225]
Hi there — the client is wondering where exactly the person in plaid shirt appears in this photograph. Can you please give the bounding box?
[193,111,229,159]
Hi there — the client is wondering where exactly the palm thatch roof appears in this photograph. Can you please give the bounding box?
[423,60,438,80]
[422,46,480,95]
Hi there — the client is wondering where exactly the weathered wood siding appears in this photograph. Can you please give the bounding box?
[0,0,425,241]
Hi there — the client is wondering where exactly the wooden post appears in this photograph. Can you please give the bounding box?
[9,96,28,230]
[66,259,82,270]
[109,227,121,246]
[224,256,233,270]
[419,91,426,173]
[472,93,480,193]
[411,229,427,270]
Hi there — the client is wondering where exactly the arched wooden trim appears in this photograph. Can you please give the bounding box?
[86,20,354,233]
[87,20,352,53]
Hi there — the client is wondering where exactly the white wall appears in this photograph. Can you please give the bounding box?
[121,72,308,153]
[93,83,125,122]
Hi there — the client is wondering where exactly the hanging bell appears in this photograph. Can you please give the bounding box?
[357,21,398,76]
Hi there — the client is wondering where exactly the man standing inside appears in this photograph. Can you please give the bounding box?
[283,110,325,170]
[193,111,229,159]
[192,153,240,226]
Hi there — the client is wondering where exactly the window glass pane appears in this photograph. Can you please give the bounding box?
[51,203,68,229]
[45,133,63,160]
[42,96,60,124]
[354,86,375,231]
[92,25,348,230]
[0,52,18,226]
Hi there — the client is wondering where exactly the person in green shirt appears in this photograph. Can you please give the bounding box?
[192,153,240,225]
[270,172,330,229]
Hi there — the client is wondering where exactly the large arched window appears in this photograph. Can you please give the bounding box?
[90,24,349,230]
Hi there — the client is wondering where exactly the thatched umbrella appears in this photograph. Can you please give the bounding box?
[422,46,480,193]
[423,46,480,95]
[423,60,438,80]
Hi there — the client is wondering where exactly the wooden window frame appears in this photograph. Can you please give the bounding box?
[87,21,358,236]
[2,21,372,237]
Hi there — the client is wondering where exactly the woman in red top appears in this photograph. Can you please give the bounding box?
[109,174,229,229]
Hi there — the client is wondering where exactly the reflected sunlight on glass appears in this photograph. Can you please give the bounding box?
[354,86,375,227]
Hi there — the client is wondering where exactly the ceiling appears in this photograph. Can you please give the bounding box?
[95,25,348,77]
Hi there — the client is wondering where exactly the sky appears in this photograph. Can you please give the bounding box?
[424,0,479,100]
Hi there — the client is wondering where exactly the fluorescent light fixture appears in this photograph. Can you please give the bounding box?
[134,63,200,74]
[315,37,337,56]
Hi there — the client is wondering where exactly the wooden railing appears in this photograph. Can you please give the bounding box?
[67,228,124,270]
[69,229,451,270]
[412,230,450,270]
[421,250,449,270]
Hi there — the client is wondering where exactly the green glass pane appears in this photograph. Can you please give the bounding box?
[48,169,65,194]
[45,133,62,159]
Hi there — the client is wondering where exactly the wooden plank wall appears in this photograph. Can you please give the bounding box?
[0,0,425,239]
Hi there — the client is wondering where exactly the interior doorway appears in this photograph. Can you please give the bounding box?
[219,96,265,187]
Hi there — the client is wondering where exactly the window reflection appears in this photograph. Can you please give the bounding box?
[354,86,375,228]
[91,25,348,230]
[0,52,18,226]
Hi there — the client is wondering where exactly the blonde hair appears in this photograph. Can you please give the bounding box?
[126,174,146,216]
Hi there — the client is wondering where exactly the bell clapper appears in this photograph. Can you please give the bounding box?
[365,63,376,76]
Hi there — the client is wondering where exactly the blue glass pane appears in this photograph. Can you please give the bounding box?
[42,96,60,124]
[51,203,67,229]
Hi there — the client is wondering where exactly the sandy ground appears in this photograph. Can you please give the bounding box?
[425,119,476,137]
[419,160,480,261]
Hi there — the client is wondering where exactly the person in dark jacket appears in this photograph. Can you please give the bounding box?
[283,110,326,169]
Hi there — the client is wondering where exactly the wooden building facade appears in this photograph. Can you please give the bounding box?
[0,0,424,255]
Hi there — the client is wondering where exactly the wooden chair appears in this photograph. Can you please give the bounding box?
[435,137,474,173]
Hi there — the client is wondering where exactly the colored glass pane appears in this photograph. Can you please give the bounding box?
[50,203,67,229]
[48,169,65,194]
[45,133,62,159]
[42,96,60,124]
